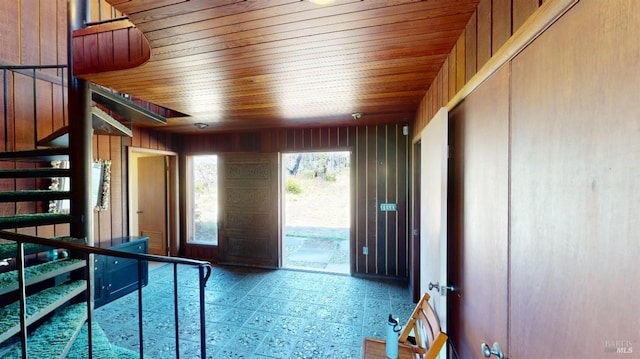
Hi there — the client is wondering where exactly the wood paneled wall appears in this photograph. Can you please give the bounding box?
[0,0,168,249]
[0,1,68,67]
[178,125,410,277]
[419,0,639,357]
[0,0,69,240]
[413,0,543,135]
[72,20,150,76]
[95,127,176,249]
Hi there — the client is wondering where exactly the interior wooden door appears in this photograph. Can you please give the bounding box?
[420,107,449,338]
[137,156,167,256]
[218,152,279,268]
[448,65,510,359]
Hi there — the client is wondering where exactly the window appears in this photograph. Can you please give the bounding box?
[187,155,218,245]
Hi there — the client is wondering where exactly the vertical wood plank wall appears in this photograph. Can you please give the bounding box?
[0,0,154,249]
[0,0,70,240]
[95,127,176,249]
[0,0,544,279]
[178,125,410,277]
[413,0,543,135]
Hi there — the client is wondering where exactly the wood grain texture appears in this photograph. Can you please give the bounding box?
[0,1,20,64]
[510,1,640,357]
[455,34,466,93]
[449,64,510,359]
[476,0,492,69]
[513,0,540,31]
[491,0,512,54]
[20,0,39,65]
[464,13,477,82]
[69,0,482,133]
[73,22,150,76]
[109,135,124,240]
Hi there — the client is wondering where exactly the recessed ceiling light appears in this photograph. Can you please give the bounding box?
[194,123,208,129]
[351,112,364,120]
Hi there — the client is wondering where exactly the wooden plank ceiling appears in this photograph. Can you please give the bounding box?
[82,0,479,133]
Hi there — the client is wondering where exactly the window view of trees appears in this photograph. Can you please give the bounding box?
[191,155,218,244]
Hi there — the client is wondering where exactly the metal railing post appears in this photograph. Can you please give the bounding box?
[174,263,180,359]
[3,68,7,152]
[32,68,37,146]
[86,253,93,359]
[17,242,28,359]
[199,265,207,358]
[0,231,213,358]
[138,259,144,358]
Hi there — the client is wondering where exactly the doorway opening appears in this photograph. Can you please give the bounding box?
[282,151,351,274]
[128,148,178,257]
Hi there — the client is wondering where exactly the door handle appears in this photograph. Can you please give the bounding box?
[429,281,455,295]
[481,342,504,359]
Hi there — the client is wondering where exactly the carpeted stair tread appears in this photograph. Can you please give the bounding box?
[0,213,75,229]
[0,189,70,202]
[0,280,86,342]
[0,236,81,258]
[0,147,69,161]
[0,258,85,296]
[67,321,117,359]
[0,167,70,179]
[2,302,87,358]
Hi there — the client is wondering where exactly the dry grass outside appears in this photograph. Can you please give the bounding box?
[284,171,350,231]
[284,170,350,272]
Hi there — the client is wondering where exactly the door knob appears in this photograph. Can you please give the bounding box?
[428,282,440,291]
[481,342,504,359]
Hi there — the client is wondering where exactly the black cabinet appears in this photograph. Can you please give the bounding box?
[94,237,148,308]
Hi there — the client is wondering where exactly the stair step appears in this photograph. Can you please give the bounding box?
[0,167,71,179]
[0,190,70,202]
[0,148,69,162]
[0,236,84,258]
[68,321,117,359]
[0,258,85,296]
[2,302,88,358]
[0,213,75,229]
[0,280,86,344]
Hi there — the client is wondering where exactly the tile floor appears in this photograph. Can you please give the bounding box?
[95,263,414,358]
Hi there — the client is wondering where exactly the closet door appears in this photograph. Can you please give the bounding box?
[510,1,640,357]
[448,65,509,359]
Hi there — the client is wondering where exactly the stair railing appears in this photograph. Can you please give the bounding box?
[0,230,212,359]
[1,64,67,152]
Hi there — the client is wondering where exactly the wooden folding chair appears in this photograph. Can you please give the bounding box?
[362,293,448,359]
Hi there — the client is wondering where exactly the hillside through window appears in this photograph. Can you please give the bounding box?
[188,155,218,245]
